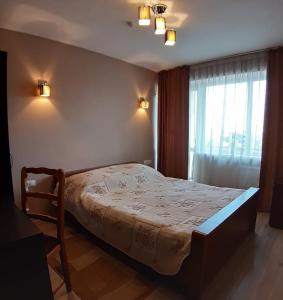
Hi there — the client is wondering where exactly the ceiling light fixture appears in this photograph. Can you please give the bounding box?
[165,29,176,46]
[155,17,166,35]
[138,5,151,26]
[137,2,177,46]
[151,3,167,15]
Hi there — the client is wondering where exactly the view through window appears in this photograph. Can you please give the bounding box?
[189,59,267,187]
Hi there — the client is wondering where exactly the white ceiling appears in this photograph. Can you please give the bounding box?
[0,0,283,71]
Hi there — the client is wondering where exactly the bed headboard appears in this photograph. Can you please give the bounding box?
[64,161,137,177]
[52,161,137,190]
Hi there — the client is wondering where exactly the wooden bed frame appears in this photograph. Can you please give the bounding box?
[56,162,259,300]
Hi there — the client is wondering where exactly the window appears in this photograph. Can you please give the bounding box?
[189,54,267,188]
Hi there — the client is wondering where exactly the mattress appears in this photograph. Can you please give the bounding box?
[63,163,244,275]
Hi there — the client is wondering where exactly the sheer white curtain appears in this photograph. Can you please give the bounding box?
[189,53,267,189]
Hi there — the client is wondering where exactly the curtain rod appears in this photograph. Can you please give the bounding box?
[189,45,281,68]
[161,45,282,72]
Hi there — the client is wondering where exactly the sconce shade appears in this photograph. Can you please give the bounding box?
[155,17,166,35]
[138,5,151,26]
[38,80,50,97]
[165,29,176,46]
[140,97,149,109]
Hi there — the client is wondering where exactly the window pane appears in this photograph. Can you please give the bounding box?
[191,78,266,159]
[188,56,267,188]
[251,80,266,158]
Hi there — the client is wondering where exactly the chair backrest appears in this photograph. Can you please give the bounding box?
[21,167,65,242]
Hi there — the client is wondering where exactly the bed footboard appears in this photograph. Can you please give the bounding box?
[176,187,259,300]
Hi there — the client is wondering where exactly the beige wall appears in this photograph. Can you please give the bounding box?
[0,28,156,206]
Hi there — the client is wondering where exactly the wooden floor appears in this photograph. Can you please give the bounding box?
[37,213,283,300]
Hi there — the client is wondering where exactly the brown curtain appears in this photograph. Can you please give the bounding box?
[259,47,283,211]
[158,66,189,179]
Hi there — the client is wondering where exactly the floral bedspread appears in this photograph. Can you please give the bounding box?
[64,163,244,275]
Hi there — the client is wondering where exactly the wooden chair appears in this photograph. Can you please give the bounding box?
[21,167,72,294]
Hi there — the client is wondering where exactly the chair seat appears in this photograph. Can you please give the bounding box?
[43,234,60,255]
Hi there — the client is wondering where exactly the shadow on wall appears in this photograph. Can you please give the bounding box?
[4,4,90,44]
[127,52,166,72]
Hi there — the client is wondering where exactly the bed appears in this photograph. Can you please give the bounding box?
[58,162,259,299]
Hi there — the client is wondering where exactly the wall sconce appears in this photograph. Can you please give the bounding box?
[38,80,50,97]
[139,97,149,109]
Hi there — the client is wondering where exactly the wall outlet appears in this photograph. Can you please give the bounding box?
[144,160,152,166]
[26,179,37,188]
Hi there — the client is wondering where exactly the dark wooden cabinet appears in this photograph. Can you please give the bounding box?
[269,183,283,229]
[0,51,14,201]
[0,203,53,299]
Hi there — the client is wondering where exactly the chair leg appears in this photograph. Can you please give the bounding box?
[59,245,72,293]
